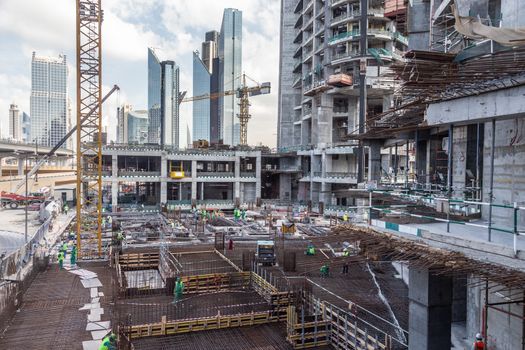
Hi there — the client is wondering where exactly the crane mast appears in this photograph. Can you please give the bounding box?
[76,0,103,258]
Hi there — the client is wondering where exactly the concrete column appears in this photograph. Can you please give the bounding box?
[368,141,382,182]
[409,267,453,350]
[191,160,197,201]
[160,155,167,204]
[234,155,240,203]
[17,158,23,176]
[255,153,261,203]
[111,154,118,212]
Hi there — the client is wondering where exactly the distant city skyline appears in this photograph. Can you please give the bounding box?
[0,0,280,147]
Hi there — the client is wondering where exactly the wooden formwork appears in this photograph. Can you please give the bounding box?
[129,310,286,339]
[118,252,159,270]
[181,272,251,294]
[286,305,330,349]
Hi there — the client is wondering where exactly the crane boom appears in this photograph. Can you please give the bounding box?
[13,85,120,193]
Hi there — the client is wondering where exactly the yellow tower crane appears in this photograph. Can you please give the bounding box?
[180,73,270,146]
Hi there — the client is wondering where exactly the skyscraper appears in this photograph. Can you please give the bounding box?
[202,30,219,73]
[192,51,211,141]
[30,52,68,148]
[21,112,31,143]
[8,103,21,141]
[147,48,181,147]
[219,8,242,146]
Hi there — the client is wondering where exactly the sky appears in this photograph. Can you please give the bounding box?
[0,0,281,147]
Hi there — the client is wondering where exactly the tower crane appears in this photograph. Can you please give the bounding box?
[180,73,270,146]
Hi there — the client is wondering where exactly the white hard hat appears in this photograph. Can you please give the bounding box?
[476,333,482,340]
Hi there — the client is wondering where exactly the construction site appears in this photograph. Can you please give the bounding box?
[1,0,525,349]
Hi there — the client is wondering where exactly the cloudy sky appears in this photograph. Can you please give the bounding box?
[0,0,280,147]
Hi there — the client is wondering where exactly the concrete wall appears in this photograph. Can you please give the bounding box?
[501,0,525,28]
[452,126,468,196]
[482,118,525,228]
[408,0,431,50]
[467,275,524,350]
[277,0,300,148]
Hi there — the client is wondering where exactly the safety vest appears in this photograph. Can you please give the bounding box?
[473,341,485,350]
[343,250,349,257]
[98,340,110,350]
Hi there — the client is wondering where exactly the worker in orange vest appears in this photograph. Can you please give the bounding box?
[472,333,485,350]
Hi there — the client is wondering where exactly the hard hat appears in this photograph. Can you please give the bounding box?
[109,334,116,341]
[476,333,482,340]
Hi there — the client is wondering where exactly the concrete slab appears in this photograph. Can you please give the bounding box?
[81,278,102,288]
[90,288,98,298]
[82,340,102,350]
[87,313,101,322]
[91,330,108,340]
[79,303,101,311]
[86,321,111,331]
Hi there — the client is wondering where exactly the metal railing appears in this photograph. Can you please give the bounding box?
[196,172,235,178]
[118,170,160,177]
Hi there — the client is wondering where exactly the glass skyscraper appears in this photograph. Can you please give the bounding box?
[127,110,149,144]
[147,48,181,147]
[219,8,242,146]
[30,52,68,148]
[192,52,211,141]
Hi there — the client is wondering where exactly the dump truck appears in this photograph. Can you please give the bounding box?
[255,240,276,266]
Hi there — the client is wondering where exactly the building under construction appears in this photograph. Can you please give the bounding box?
[1,0,525,349]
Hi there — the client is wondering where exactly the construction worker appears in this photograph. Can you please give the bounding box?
[342,261,349,274]
[61,241,68,259]
[342,248,350,257]
[234,208,241,222]
[241,209,247,220]
[320,264,329,278]
[58,251,64,270]
[472,333,485,350]
[115,231,124,254]
[107,215,113,228]
[70,245,77,266]
[342,212,348,223]
[99,333,116,350]
[63,203,69,215]
[102,216,106,229]
[228,239,234,250]
[305,244,315,256]
[173,277,184,302]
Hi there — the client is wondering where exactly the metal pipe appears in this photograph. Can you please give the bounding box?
[405,141,409,188]
[488,119,496,241]
[447,124,453,233]
[484,279,489,346]
[24,155,28,244]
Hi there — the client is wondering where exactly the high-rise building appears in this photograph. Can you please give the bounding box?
[21,112,31,143]
[8,103,21,141]
[277,0,408,205]
[117,104,148,144]
[219,8,242,146]
[147,48,181,147]
[30,52,68,148]
[192,52,211,142]
[202,30,219,73]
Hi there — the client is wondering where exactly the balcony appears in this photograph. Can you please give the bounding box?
[328,30,360,45]
[304,79,332,96]
[393,31,409,45]
[331,50,359,62]
[331,0,349,7]
[240,172,256,178]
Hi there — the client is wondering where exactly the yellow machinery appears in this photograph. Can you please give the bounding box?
[170,161,185,179]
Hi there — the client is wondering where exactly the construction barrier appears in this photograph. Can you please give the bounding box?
[286,305,330,349]
[181,272,251,294]
[118,252,159,270]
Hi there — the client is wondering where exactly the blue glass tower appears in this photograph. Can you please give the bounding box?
[219,8,242,146]
[192,52,211,141]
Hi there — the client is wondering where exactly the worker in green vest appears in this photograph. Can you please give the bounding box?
[173,277,184,303]
[342,248,349,257]
[320,264,329,278]
[70,245,77,266]
[98,333,116,350]
[63,203,69,215]
[342,212,349,223]
[241,209,247,220]
[305,244,315,256]
[61,242,68,259]
[234,208,241,222]
[58,251,64,270]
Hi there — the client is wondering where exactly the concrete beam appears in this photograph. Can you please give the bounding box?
[426,85,525,126]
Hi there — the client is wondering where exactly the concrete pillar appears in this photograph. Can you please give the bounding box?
[234,155,240,203]
[409,267,453,350]
[17,158,23,176]
[160,155,167,204]
[255,153,261,203]
[368,141,382,182]
[191,160,197,201]
[111,154,118,212]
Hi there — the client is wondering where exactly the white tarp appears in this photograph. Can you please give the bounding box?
[452,4,525,46]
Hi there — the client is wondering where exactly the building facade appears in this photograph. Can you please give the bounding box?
[219,8,243,146]
[277,0,407,206]
[192,52,211,142]
[147,48,181,148]
[128,110,149,144]
[30,52,68,148]
[21,112,30,143]
[8,104,21,141]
